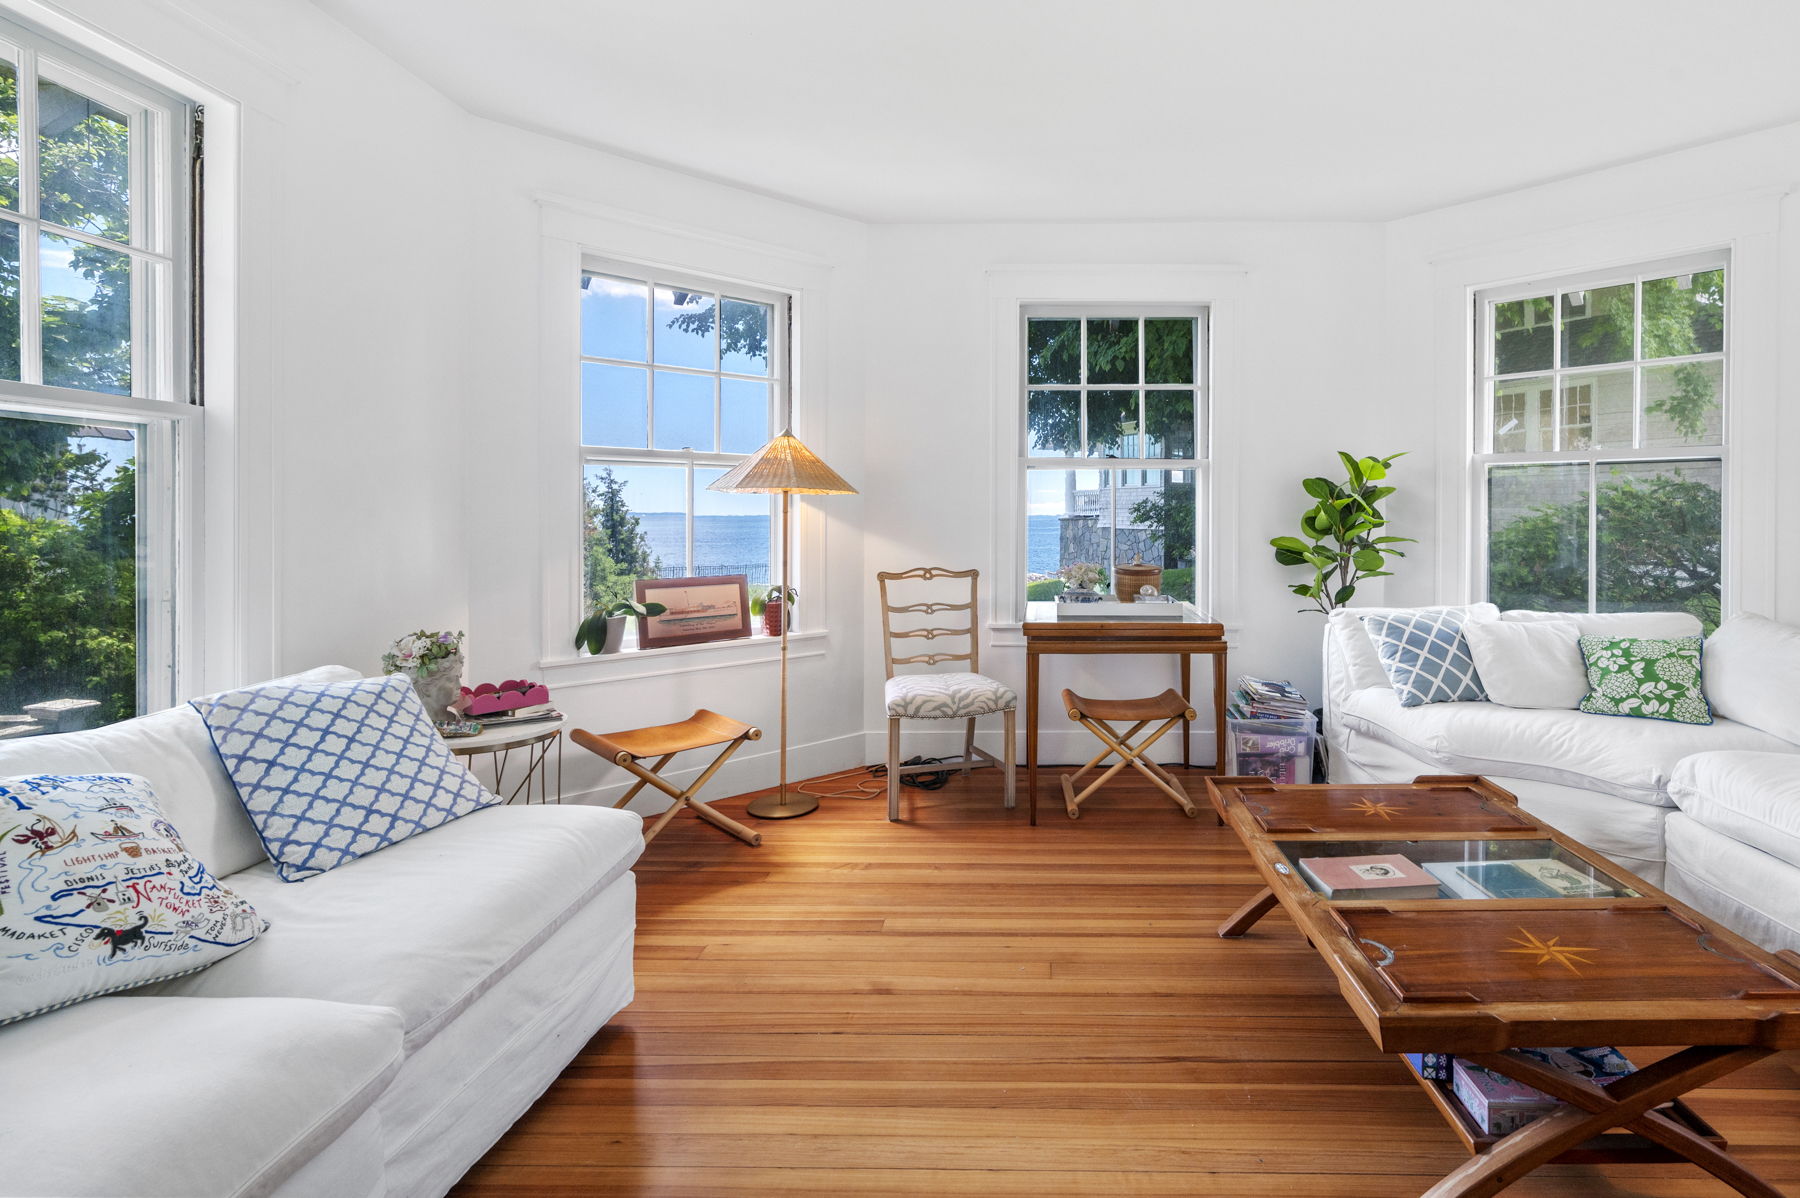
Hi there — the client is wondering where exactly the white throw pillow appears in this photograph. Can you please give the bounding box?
[1463,619,1588,709]
[1704,613,1800,744]
[0,773,265,1025]
[1572,611,1703,639]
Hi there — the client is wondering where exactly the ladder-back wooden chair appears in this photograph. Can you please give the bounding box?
[877,567,1017,821]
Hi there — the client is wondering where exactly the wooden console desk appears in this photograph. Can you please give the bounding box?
[1022,602,1227,825]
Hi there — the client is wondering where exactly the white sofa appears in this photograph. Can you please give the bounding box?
[0,666,644,1198]
[1323,607,1800,953]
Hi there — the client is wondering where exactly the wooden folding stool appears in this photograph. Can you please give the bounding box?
[1059,688,1199,820]
[572,709,764,846]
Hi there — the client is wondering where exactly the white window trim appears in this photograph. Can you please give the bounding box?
[986,265,1247,638]
[0,14,199,716]
[1426,192,1781,620]
[533,196,840,680]
[577,253,787,650]
[1471,250,1731,611]
[1017,303,1210,613]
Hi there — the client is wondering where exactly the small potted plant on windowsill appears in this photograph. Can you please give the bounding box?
[574,599,668,656]
[751,586,798,637]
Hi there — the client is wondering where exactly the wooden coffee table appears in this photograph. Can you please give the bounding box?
[1206,773,1800,1198]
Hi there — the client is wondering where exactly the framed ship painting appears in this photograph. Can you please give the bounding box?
[635,575,753,649]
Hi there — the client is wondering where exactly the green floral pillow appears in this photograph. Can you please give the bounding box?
[1577,635,1712,725]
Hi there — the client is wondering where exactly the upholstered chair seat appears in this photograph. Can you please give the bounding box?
[884,672,1019,720]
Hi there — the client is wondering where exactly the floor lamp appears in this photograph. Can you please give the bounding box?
[707,429,856,819]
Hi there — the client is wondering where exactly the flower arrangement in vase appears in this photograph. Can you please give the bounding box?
[381,630,466,717]
[1057,561,1105,603]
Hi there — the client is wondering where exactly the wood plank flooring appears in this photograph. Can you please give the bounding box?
[451,770,1800,1197]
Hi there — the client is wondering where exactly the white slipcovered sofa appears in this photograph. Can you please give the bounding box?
[1323,607,1800,953]
[0,666,644,1198]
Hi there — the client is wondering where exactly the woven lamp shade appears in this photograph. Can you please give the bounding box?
[706,429,857,495]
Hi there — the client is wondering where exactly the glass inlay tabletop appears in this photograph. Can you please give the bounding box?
[1273,838,1641,903]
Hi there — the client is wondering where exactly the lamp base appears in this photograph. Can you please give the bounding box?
[745,790,820,820]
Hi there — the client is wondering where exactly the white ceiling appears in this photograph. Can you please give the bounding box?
[312,0,1800,223]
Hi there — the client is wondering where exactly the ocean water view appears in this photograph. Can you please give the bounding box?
[634,513,1064,583]
[638,512,772,582]
[1027,513,1061,576]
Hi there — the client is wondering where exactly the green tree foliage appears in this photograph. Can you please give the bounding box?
[663,293,770,367]
[583,467,662,612]
[0,432,136,723]
[1489,470,1721,630]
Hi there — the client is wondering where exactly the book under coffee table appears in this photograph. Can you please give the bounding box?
[1206,773,1800,1198]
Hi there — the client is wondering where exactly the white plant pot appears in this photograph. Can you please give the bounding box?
[599,615,628,654]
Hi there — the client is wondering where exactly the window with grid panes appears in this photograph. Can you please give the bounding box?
[1475,257,1726,628]
[0,20,194,730]
[577,264,781,645]
[1021,311,1207,607]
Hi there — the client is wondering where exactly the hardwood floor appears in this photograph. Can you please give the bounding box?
[452,770,1800,1197]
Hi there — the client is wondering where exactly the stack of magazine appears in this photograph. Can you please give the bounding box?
[1226,676,1315,782]
[1227,676,1310,721]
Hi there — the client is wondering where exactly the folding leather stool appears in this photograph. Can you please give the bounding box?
[572,709,764,845]
[1058,687,1198,820]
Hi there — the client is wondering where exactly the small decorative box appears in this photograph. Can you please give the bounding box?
[456,679,550,717]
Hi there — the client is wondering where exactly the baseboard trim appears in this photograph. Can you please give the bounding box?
[549,726,1220,814]
[860,726,1218,769]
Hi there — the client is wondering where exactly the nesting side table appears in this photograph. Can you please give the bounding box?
[447,716,564,805]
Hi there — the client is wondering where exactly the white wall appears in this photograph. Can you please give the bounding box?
[459,119,873,808]
[860,222,1388,765]
[20,0,476,685]
[31,0,1800,807]
[22,0,875,812]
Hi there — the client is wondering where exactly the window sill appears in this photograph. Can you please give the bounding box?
[539,629,829,689]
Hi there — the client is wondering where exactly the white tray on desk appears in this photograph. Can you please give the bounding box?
[1052,600,1187,621]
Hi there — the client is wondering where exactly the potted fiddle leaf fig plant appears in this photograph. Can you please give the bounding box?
[574,598,668,656]
[1269,451,1413,614]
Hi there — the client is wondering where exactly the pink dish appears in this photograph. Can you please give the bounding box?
[455,680,550,716]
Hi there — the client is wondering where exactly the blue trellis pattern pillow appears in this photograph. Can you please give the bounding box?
[1362,610,1490,707]
[193,674,497,882]
[1577,635,1713,725]
[0,773,265,1025]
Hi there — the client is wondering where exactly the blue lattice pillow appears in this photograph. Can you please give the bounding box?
[1362,610,1489,707]
[193,674,496,882]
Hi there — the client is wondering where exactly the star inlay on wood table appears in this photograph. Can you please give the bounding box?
[1207,772,1800,1198]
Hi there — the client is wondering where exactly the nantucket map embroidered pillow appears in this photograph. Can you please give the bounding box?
[0,773,265,1025]
[192,673,497,882]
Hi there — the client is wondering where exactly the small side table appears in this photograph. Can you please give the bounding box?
[448,716,564,805]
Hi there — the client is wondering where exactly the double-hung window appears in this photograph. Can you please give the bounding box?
[1475,255,1726,627]
[0,21,194,732]
[1021,310,1207,607]
[577,262,780,643]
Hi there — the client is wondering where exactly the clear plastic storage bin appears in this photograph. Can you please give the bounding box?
[1224,713,1317,784]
